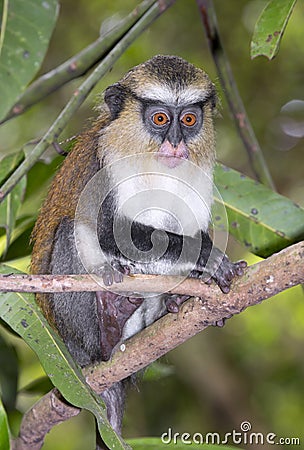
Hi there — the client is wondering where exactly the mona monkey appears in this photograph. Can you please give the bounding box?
[31,55,246,446]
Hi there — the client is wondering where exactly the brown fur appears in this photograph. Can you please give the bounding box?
[31,111,110,321]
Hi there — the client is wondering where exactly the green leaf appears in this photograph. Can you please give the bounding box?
[0,265,130,450]
[213,164,304,258]
[0,396,10,450]
[251,0,297,59]
[128,437,241,449]
[0,216,34,260]
[20,376,53,396]
[0,0,59,121]
[0,152,27,257]
[0,332,18,411]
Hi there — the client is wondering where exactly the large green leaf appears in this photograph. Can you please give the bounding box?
[251,0,297,60]
[0,332,18,411]
[0,395,10,450]
[0,152,26,256]
[0,265,130,450]
[213,164,304,258]
[0,0,59,120]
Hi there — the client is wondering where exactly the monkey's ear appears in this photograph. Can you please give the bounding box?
[104,83,126,119]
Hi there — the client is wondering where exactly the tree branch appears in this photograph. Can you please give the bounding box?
[9,242,304,449]
[196,0,275,190]
[0,242,303,296]
[11,390,80,450]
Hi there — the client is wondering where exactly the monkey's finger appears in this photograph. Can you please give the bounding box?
[113,270,124,283]
[102,271,114,287]
[234,260,247,276]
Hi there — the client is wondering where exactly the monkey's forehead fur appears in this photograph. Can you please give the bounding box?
[110,55,215,106]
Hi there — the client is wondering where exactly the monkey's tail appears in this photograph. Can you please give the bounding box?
[96,381,126,450]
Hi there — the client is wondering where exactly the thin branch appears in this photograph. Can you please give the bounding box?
[0,0,176,203]
[1,0,155,124]
[0,273,226,294]
[196,0,275,190]
[0,242,303,295]
[9,242,304,449]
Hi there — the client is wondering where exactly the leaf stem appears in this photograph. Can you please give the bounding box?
[196,0,275,190]
[0,0,8,56]
[1,0,155,123]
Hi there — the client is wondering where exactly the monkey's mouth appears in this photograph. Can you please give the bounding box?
[157,140,189,168]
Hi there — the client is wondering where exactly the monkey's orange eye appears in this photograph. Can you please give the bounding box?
[181,113,197,127]
[152,112,170,126]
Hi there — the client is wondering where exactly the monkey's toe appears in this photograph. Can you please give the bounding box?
[164,294,190,313]
[212,314,233,327]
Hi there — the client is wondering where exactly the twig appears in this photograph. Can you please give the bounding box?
[0,0,176,203]
[0,242,303,295]
[196,0,275,190]
[9,242,304,449]
[1,0,155,123]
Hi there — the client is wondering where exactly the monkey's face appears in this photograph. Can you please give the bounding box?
[101,55,216,170]
[142,102,204,168]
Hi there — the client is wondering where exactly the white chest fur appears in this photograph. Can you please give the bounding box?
[108,153,213,237]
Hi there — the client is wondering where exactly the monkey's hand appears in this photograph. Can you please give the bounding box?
[165,251,246,315]
[192,246,247,293]
[98,260,132,286]
[211,251,247,294]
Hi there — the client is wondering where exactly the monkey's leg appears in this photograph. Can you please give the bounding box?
[96,382,126,450]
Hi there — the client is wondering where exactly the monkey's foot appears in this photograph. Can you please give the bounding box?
[96,291,144,360]
[164,294,190,313]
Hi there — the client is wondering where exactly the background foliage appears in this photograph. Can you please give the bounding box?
[0,0,303,449]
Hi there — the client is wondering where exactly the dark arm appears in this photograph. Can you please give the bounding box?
[99,216,246,292]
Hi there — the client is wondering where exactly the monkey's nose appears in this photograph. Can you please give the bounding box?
[157,140,189,168]
[166,123,183,148]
